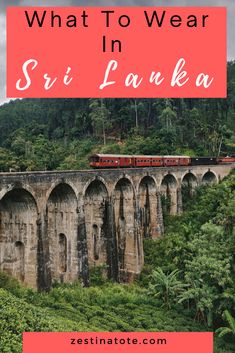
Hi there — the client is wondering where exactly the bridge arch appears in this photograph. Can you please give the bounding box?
[138,175,159,239]
[46,183,78,284]
[181,172,198,208]
[160,174,178,215]
[83,176,109,197]
[181,171,198,184]
[45,180,78,206]
[0,184,37,204]
[0,188,38,287]
[202,170,218,184]
[113,177,139,280]
[112,174,136,198]
[84,179,110,270]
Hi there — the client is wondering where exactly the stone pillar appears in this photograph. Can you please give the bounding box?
[177,187,183,214]
[37,212,52,292]
[139,179,159,239]
[102,198,119,281]
[170,188,178,215]
[133,196,144,275]
[77,201,89,287]
[157,191,164,235]
[113,182,141,281]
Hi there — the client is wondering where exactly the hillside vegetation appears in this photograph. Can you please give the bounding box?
[0,62,234,171]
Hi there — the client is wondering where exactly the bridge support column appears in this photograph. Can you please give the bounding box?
[113,178,143,281]
[156,191,164,235]
[102,198,119,281]
[37,213,52,292]
[138,177,160,239]
[177,187,183,214]
[77,201,89,287]
[134,196,144,275]
[169,187,178,215]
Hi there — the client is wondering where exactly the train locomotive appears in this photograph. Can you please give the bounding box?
[89,154,235,169]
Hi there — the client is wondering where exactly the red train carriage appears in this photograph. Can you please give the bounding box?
[90,154,191,168]
[217,156,235,164]
[133,155,163,167]
[89,154,133,168]
[162,156,191,167]
[89,154,235,169]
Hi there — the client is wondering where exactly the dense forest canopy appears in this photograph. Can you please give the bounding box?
[0,61,234,171]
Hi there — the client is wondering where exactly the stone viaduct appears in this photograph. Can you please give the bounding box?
[0,163,234,291]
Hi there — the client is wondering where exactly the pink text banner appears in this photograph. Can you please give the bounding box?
[7,7,226,98]
[23,332,213,353]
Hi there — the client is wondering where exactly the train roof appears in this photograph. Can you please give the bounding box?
[159,155,191,158]
[132,155,191,158]
[91,154,191,158]
[191,156,217,159]
[91,154,133,158]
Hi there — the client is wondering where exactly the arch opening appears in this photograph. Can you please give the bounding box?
[139,176,159,239]
[181,173,198,210]
[202,171,217,184]
[113,177,140,280]
[160,174,178,216]
[0,188,38,287]
[84,180,111,276]
[58,233,67,273]
[15,241,25,282]
[92,225,99,261]
[46,183,78,284]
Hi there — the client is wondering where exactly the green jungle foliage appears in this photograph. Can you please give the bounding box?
[0,61,235,171]
[0,172,235,353]
[141,171,235,349]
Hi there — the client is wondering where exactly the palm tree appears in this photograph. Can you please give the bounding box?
[216,310,235,338]
[148,267,187,309]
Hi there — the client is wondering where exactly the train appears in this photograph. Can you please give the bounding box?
[89,154,235,169]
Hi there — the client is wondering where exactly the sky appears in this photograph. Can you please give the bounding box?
[0,0,234,105]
